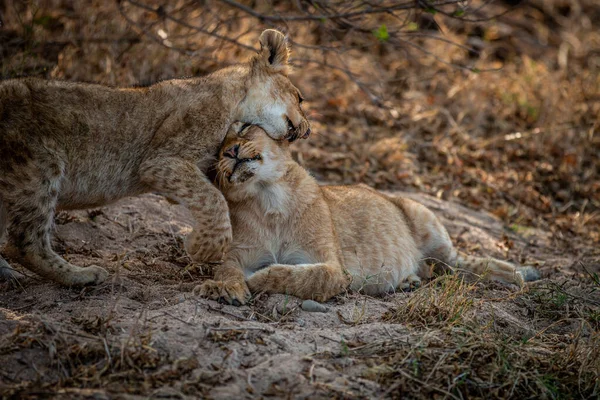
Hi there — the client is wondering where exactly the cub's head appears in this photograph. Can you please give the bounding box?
[215,123,290,191]
[237,29,310,142]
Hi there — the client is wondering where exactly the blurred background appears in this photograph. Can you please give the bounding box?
[1,0,598,273]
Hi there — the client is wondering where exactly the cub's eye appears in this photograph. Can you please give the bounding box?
[298,94,304,104]
[239,123,251,134]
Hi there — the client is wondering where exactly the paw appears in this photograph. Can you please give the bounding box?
[194,279,250,306]
[64,265,109,287]
[0,259,24,287]
[185,230,230,263]
[400,274,421,291]
[518,266,541,282]
[513,271,526,288]
[313,281,350,302]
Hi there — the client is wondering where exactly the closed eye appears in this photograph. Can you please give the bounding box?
[239,122,251,134]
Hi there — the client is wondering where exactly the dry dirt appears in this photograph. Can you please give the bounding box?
[1,192,597,399]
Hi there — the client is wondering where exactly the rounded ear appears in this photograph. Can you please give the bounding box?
[229,121,245,135]
[229,121,252,137]
[256,29,290,74]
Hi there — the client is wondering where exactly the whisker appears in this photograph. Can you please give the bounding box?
[216,168,227,189]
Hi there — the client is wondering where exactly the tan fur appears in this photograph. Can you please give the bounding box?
[0,29,310,286]
[195,126,540,305]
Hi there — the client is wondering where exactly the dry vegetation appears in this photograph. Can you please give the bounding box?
[0,0,599,398]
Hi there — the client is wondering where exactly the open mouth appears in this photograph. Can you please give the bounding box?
[285,117,311,142]
[285,118,298,142]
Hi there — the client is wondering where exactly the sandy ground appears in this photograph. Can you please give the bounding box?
[0,193,597,399]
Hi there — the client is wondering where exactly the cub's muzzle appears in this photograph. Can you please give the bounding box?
[285,118,311,142]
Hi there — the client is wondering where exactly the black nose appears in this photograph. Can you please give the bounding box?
[223,144,239,159]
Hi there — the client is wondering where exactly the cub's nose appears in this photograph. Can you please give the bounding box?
[223,144,240,159]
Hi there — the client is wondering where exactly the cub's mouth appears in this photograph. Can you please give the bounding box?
[227,155,262,183]
[285,117,311,142]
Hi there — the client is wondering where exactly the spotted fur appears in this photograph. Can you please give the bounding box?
[0,30,310,286]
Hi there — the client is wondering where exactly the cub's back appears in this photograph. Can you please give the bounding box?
[320,184,421,289]
[0,78,148,136]
[0,78,170,174]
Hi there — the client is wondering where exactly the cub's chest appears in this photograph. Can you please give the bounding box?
[232,221,316,276]
[243,241,316,277]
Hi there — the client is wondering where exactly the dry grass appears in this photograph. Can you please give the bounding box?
[384,274,478,328]
[366,326,600,399]
[375,274,600,399]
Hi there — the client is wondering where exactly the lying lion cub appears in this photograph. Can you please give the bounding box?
[196,125,540,305]
[0,30,309,286]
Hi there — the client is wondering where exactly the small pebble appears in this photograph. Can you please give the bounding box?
[276,298,301,314]
[301,300,328,313]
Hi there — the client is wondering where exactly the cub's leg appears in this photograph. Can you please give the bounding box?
[0,200,21,282]
[246,263,351,303]
[391,197,540,286]
[1,175,108,286]
[194,260,250,306]
[140,158,232,263]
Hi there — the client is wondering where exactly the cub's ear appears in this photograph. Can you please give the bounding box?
[255,29,290,74]
[229,121,252,136]
[227,121,243,137]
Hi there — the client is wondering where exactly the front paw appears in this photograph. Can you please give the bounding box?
[61,265,109,287]
[194,279,250,306]
[185,229,231,263]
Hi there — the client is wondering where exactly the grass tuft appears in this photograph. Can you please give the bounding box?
[384,274,478,328]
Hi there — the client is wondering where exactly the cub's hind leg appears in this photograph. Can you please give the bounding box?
[1,172,108,286]
[391,197,539,286]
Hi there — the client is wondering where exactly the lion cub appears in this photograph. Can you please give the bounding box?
[196,125,540,305]
[0,30,310,286]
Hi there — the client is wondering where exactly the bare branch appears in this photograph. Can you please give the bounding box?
[124,0,255,51]
[116,0,511,104]
[217,0,464,22]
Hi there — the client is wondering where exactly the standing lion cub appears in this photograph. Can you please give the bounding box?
[0,30,310,286]
[196,125,540,305]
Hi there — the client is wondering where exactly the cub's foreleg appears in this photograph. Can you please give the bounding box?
[194,260,250,305]
[246,262,351,303]
[1,170,108,286]
[139,157,232,263]
[0,200,22,283]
